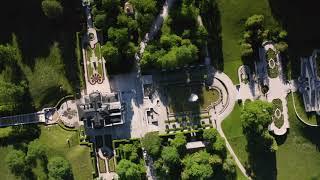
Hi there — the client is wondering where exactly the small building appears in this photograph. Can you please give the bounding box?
[185,141,206,152]
[77,91,125,128]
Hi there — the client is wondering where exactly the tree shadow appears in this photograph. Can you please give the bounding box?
[201,1,224,71]
[0,0,82,92]
[273,130,288,145]
[298,125,320,151]
[246,147,277,180]
[268,0,320,79]
[0,124,41,147]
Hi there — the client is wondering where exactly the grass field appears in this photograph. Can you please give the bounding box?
[222,96,320,179]
[216,0,279,83]
[0,125,93,180]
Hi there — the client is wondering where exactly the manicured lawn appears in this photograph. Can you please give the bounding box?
[202,87,221,108]
[0,125,93,180]
[221,103,248,164]
[216,0,279,83]
[276,94,320,179]
[293,92,318,125]
[222,96,320,179]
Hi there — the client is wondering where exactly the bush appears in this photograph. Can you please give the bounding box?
[41,0,63,19]
[5,149,27,175]
[47,156,72,180]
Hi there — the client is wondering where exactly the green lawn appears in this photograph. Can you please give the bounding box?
[222,96,320,179]
[216,0,279,83]
[221,103,248,164]
[293,92,318,125]
[0,125,93,180]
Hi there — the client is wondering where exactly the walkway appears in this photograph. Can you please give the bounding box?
[207,68,250,179]
[260,43,290,135]
[0,108,57,127]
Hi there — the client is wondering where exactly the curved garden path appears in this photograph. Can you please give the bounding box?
[207,68,250,179]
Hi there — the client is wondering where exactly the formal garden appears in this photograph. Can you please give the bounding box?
[0,125,94,180]
[272,98,284,128]
[266,48,280,78]
[85,43,105,85]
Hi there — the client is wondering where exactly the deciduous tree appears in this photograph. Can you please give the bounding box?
[47,156,72,180]
[41,0,63,19]
[5,150,27,175]
[141,132,161,157]
[117,159,145,180]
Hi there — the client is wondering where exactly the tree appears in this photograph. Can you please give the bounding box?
[119,144,139,162]
[203,128,218,143]
[222,156,237,179]
[124,42,137,60]
[212,136,226,157]
[241,100,277,152]
[181,151,215,179]
[27,140,47,162]
[117,14,138,32]
[161,146,180,166]
[0,80,25,115]
[102,42,120,65]
[131,0,157,33]
[94,14,106,29]
[240,43,253,59]
[41,0,63,19]
[278,30,288,40]
[116,159,145,180]
[5,150,27,175]
[154,158,170,178]
[275,41,288,53]
[170,133,187,154]
[141,132,161,157]
[245,15,264,30]
[107,27,129,46]
[101,0,120,10]
[47,156,72,180]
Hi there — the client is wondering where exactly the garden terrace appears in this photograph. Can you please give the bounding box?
[272,99,284,128]
[266,48,279,78]
[85,43,104,85]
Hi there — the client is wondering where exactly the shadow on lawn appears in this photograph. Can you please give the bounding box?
[245,145,277,180]
[299,125,320,151]
[201,0,224,71]
[0,0,83,94]
[0,124,40,147]
[268,0,320,79]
